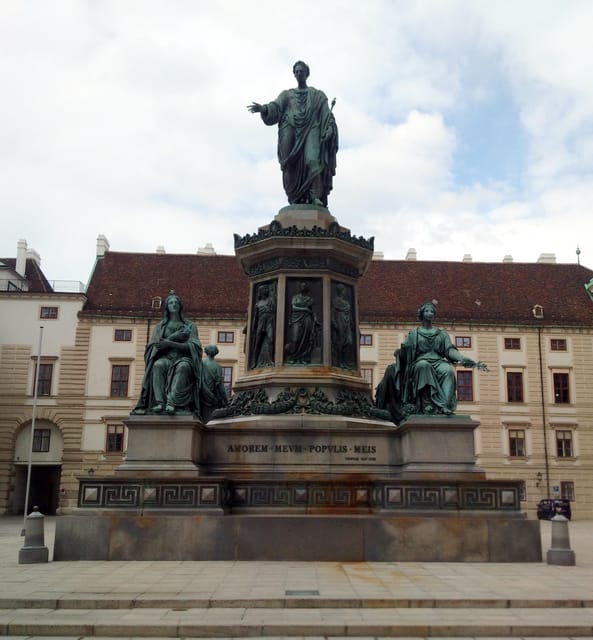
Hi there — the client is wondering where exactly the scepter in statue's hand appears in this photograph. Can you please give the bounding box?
[460,358,489,372]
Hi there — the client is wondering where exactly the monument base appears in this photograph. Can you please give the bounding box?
[54,513,541,562]
[118,415,203,477]
[59,413,536,562]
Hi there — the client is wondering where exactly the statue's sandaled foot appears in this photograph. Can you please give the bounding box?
[165,403,176,415]
[312,198,323,207]
[132,408,146,415]
[151,403,164,413]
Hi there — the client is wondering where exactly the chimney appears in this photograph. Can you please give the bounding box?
[16,239,27,277]
[462,254,472,262]
[197,243,216,256]
[156,245,166,254]
[405,248,417,261]
[538,253,556,264]
[96,235,110,258]
[26,248,41,265]
[503,255,513,263]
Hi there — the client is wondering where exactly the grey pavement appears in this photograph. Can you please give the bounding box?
[1,515,592,638]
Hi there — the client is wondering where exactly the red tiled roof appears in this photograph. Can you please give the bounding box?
[360,260,593,326]
[82,251,593,327]
[82,252,249,318]
[0,258,53,293]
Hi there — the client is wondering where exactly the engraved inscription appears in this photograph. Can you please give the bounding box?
[225,441,377,461]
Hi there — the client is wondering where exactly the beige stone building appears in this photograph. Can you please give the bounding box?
[1,238,592,518]
[0,241,86,515]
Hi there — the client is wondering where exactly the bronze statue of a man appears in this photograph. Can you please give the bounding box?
[248,61,338,207]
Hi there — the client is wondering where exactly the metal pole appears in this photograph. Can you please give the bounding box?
[21,325,44,536]
[537,327,551,498]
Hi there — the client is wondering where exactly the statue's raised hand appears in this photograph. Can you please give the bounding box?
[247,102,262,113]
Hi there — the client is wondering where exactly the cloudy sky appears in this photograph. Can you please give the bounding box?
[1,0,592,284]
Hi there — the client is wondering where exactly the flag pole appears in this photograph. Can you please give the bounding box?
[21,325,44,536]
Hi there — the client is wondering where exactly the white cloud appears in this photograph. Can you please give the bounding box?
[0,0,591,283]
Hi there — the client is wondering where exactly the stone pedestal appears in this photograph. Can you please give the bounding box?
[234,204,375,405]
[203,414,398,478]
[54,514,542,562]
[118,415,204,477]
[396,415,484,478]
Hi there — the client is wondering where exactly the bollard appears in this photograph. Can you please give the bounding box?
[546,514,576,566]
[18,506,49,564]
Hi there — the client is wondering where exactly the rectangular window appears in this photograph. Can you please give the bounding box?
[561,481,575,501]
[221,366,233,396]
[361,367,373,386]
[509,429,526,457]
[40,306,58,319]
[550,338,567,352]
[32,428,50,452]
[34,363,53,396]
[455,336,471,348]
[553,373,570,404]
[504,337,521,350]
[506,371,524,402]
[359,334,373,346]
[556,430,573,457]
[457,370,473,401]
[217,331,234,344]
[110,364,129,397]
[114,329,132,342]
[106,424,125,453]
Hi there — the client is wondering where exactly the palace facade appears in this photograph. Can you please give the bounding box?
[2,238,592,518]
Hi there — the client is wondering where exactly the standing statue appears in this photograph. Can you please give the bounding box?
[201,344,229,421]
[249,283,276,369]
[331,283,356,369]
[284,281,320,364]
[247,60,338,207]
[132,291,203,417]
[376,302,488,424]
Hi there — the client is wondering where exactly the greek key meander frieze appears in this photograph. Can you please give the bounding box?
[80,482,223,509]
[234,221,374,251]
[79,480,519,511]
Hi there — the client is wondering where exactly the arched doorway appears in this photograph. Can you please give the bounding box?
[13,420,63,515]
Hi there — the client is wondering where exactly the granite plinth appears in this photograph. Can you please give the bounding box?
[203,414,397,477]
[118,414,204,476]
[396,414,483,477]
[273,204,337,230]
[54,513,541,562]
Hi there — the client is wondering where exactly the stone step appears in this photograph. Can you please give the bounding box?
[1,606,593,637]
[1,596,592,609]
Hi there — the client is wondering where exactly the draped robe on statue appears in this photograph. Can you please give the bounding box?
[376,327,458,424]
[134,319,203,416]
[260,87,338,206]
